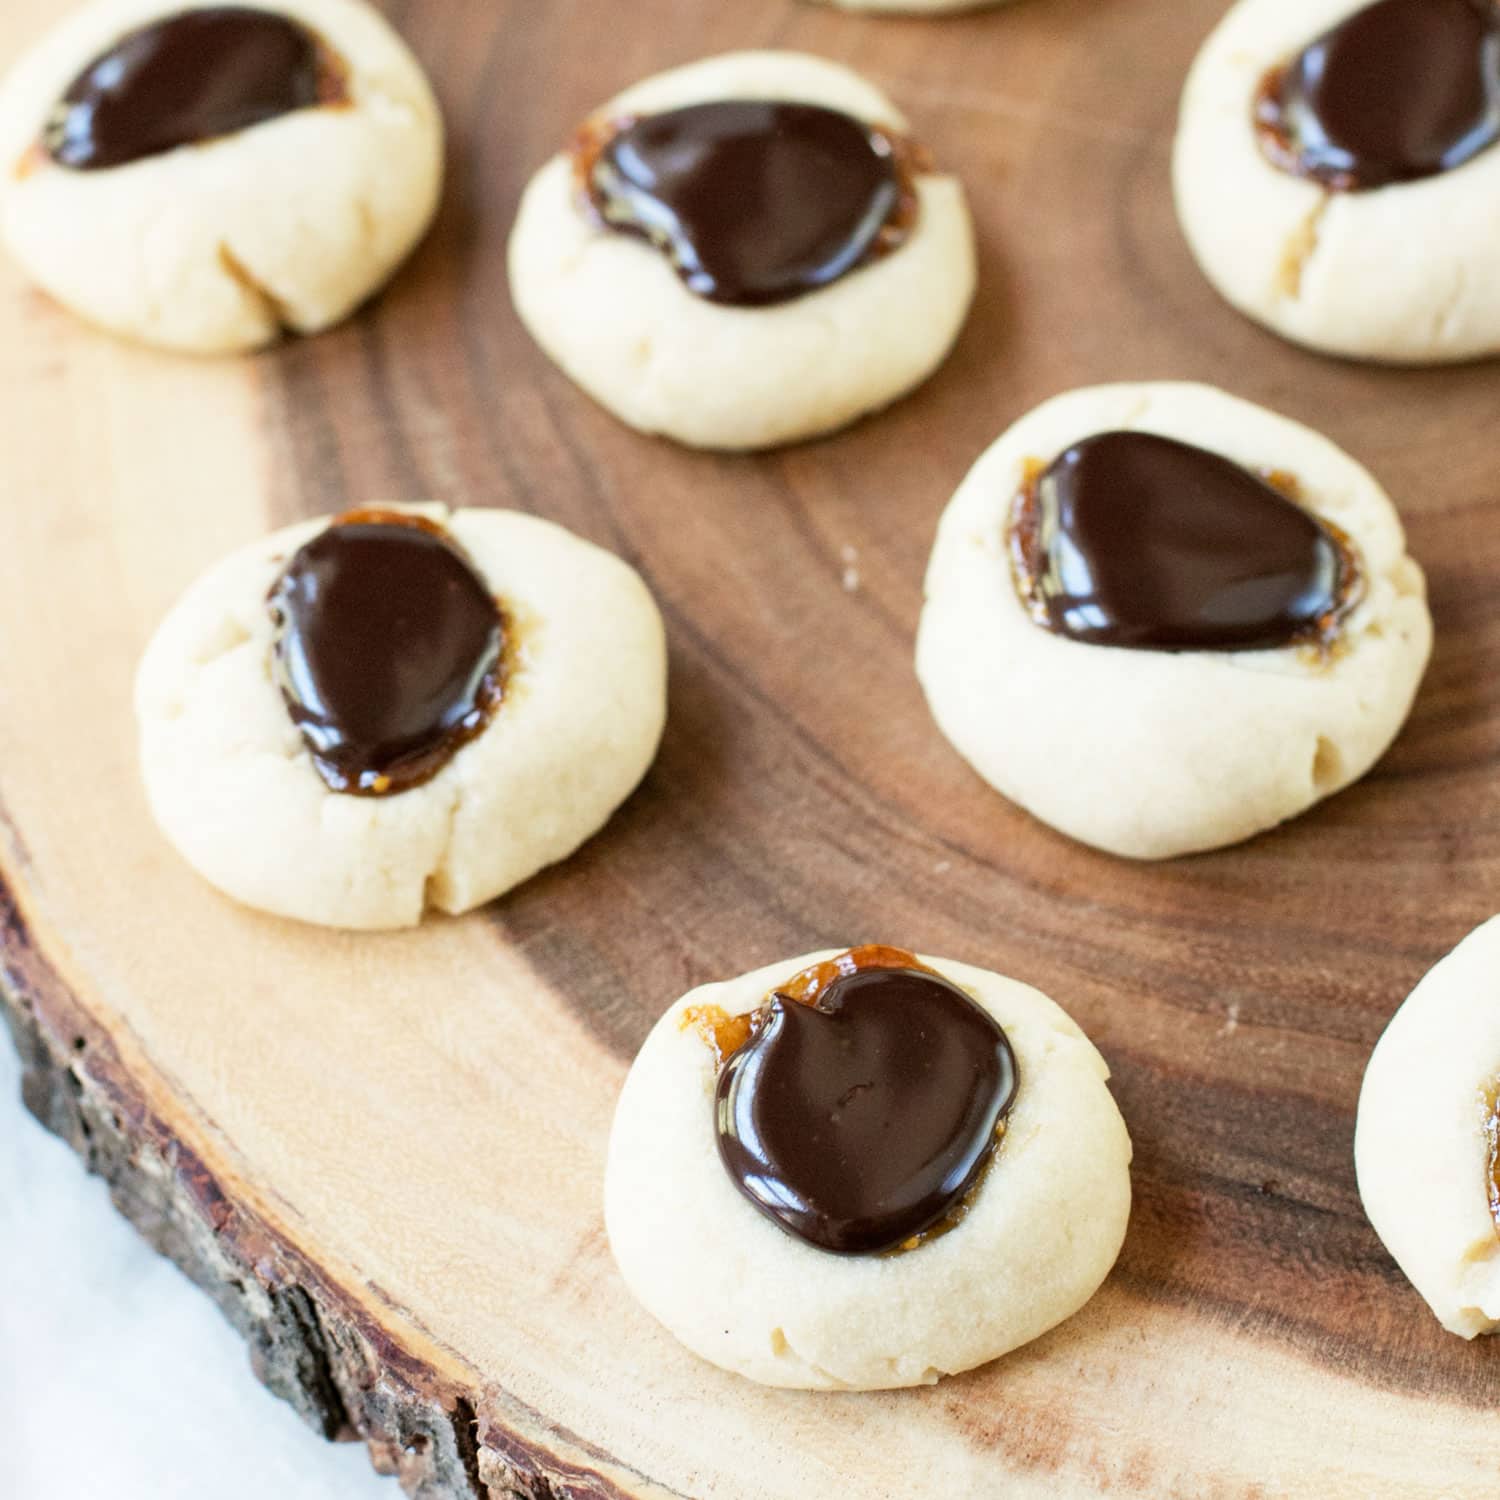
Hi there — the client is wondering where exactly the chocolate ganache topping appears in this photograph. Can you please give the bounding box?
[702,946,1019,1256]
[1256,0,1500,191]
[44,6,346,172]
[575,99,920,306]
[268,509,506,797]
[1010,431,1357,653]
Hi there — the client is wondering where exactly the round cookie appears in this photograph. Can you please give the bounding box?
[0,0,442,353]
[915,382,1432,860]
[605,948,1132,1390]
[508,51,976,451]
[1174,0,1500,363]
[136,505,666,930]
[1356,917,1500,1337]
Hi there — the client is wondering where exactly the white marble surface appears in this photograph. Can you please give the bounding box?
[0,1039,397,1500]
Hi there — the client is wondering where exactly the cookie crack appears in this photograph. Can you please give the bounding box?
[422,778,466,914]
[354,194,379,252]
[770,1329,853,1389]
[189,612,253,668]
[216,242,297,337]
[1310,736,1342,796]
[1276,196,1328,302]
[883,1356,942,1385]
[1432,264,1468,345]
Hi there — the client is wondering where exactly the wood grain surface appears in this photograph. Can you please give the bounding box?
[3,0,1500,1496]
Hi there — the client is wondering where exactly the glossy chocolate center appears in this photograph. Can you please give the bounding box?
[715,947,1018,1256]
[268,510,505,797]
[1011,431,1353,652]
[45,6,341,172]
[582,100,910,306]
[1257,0,1500,191]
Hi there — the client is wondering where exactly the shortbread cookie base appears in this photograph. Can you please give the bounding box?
[136,505,667,929]
[916,381,1432,858]
[508,51,976,451]
[606,949,1132,1389]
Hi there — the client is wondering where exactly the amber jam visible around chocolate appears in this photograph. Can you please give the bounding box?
[43,6,348,172]
[572,100,924,307]
[694,946,1019,1256]
[1484,1083,1500,1232]
[1255,0,1500,192]
[267,510,506,797]
[1008,431,1359,654]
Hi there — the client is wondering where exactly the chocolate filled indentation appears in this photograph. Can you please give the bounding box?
[268,509,505,797]
[573,99,922,306]
[44,6,347,172]
[1009,431,1358,653]
[707,946,1018,1256]
[1256,0,1500,192]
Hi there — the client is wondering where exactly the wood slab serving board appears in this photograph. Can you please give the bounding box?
[4,0,1500,1495]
